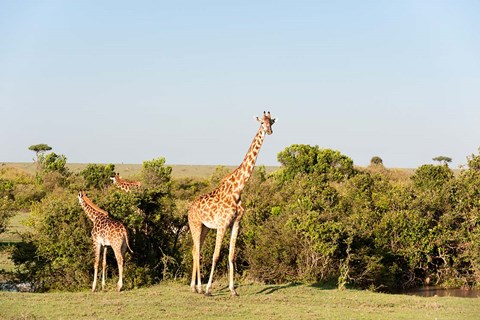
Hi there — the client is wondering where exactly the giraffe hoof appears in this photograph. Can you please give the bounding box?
[231,290,238,297]
[204,291,212,297]
[191,287,203,294]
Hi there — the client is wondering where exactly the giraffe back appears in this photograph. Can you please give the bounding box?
[111,173,141,192]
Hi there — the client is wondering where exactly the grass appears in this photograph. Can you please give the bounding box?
[0,211,30,243]
[0,211,31,272]
[1,281,480,319]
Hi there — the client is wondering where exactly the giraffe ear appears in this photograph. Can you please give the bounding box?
[255,116,261,122]
[271,117,277,124]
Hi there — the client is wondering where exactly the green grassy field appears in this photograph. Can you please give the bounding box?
[0,211,30,272]
[1,281,479,320]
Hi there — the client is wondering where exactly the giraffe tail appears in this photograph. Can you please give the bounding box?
[125,231,134,253]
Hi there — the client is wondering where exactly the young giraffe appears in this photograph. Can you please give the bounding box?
[78,191,133,292]
[188,111,276,296]
[110,173,141,193]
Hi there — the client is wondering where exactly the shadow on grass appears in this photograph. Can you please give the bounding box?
[0,242,19,249]
[254,281,338,294]
[309,281,338,290]
[256,282,303,295]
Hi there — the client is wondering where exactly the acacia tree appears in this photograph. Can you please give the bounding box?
[433,156,452,166]
[28,144,52,157]
[28,144,52,171]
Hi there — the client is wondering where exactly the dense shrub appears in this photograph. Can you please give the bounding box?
[79,163,115,190]
[12,190,92,290]
[238,146,480,291]
[8,145,480,293]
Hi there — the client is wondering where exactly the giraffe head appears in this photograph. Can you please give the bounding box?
[110,173,120,183]
[78,191,84,204]
[78,191,86,205]
[256,111,276,135]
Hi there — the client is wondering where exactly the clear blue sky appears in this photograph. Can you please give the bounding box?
[1,0,479,168]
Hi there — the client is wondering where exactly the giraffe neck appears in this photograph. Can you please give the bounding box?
[80,196,108,222]
[229,125,266,191]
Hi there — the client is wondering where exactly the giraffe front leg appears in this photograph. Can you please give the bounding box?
[92,242,101,292]
[228,220,241,297]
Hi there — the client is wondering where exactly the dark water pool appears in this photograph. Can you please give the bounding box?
[0,282,33,292]
[398,287,480,298]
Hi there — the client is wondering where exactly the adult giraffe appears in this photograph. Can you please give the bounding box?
[188,111,276,296]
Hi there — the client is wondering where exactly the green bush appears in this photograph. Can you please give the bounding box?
[12,190,92,291]
[11,157,179,291]
[79,163,115,190]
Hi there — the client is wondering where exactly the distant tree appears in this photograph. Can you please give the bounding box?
[38,152,69,176]
[36,152,70,191]
[28,144,52,160]
[277,144,355,182]
[370,156,384,166]
[432,156,452,166]
[28,144,52,172]
[141,157,172,193]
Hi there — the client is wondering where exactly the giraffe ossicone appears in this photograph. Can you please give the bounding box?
[78,191,133,292]
[188,111,276,296]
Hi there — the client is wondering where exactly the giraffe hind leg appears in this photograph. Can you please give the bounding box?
[189,222,202,293]
[92,242,102,292]
[101,246,107,291]
[197,225,209,293]
[112,243,125,292]
[189,222,208,294]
